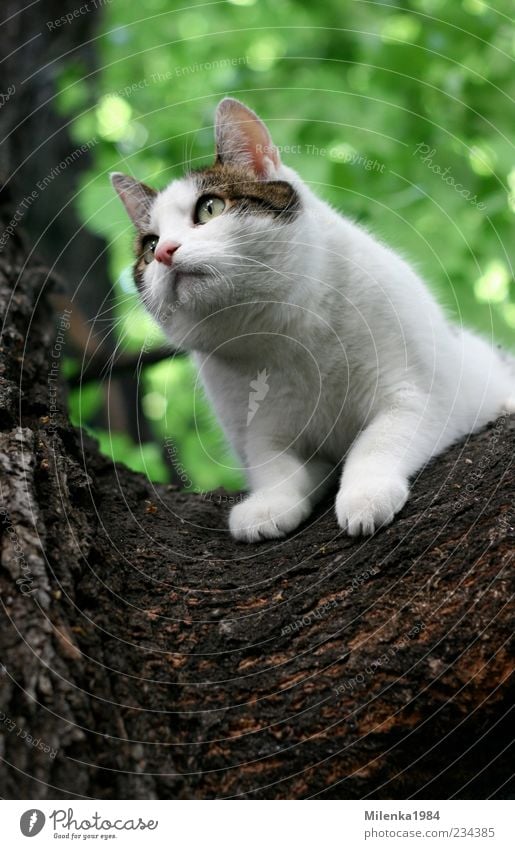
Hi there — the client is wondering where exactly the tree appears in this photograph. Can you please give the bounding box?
[0,0,513,801]
[0,200,513,796]
[0,0,181,484]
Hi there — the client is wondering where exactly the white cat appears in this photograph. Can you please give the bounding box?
[111,98,514,542]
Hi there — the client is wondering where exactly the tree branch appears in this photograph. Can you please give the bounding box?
[0,219,513,799]
[67,346,184,386]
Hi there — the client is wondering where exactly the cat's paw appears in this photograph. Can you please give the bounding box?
[335,473,409,536]
[229,492,311,543]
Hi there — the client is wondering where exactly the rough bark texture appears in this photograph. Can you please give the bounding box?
[0,211,514,799]
[0,0,182,483]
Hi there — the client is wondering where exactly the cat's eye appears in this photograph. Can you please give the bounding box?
[195,195,226,225]
[141,235,158,264]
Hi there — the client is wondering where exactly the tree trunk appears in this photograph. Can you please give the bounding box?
[0,200,514,799]
[0,0,182,485]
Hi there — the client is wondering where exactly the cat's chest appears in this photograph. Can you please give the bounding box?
[282,363,359,458]
[198,352,359,460]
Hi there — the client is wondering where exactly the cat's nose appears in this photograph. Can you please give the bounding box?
[155,240,180,265]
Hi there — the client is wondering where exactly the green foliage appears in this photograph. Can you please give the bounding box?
[60,0,515,484]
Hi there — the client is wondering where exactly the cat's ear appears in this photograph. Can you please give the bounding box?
[110,172,157,229]
[215,98,280,179]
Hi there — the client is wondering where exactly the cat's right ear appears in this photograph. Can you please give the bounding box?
[214,98,281,179]
[110,173,157,229]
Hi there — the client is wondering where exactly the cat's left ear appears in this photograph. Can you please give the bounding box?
[110,172,157,229]
[215,98,281,179]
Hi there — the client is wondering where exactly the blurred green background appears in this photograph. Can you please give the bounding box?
[61,0,514,489]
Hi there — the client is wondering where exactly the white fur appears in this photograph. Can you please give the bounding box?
[116,100,515,542]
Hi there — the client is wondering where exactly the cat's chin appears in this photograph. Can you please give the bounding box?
[173,270,210,302]
[172,269,235,313]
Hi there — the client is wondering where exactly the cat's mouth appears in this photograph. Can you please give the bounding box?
[174,268,208,280]
[169,268,214,303]
[157,265,229,306]
[157,264,203,287]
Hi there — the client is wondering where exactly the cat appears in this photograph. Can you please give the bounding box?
[111,97,515,542]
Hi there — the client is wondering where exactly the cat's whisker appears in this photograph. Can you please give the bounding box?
[78,303,146,379]
[96,325,143,383]
[86,293,141,324]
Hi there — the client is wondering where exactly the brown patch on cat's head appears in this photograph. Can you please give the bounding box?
[192,162,300,223]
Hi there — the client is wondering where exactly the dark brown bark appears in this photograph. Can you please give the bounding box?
[0,0,111,346]
[0,203,514,799]
[0,0,182,485]
[0,3,513,799]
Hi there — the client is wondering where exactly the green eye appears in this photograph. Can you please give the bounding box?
[195,195,226,225]
[141,235,158,264]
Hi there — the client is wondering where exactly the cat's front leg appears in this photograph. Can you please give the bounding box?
[230,448,333,543]
[336,394,433,536]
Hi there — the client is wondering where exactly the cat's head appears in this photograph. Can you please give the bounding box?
[111,98,309,349]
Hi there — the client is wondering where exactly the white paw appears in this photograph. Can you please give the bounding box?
[229,492,311,543]
[336,473,409,536]
[502,396,515,414]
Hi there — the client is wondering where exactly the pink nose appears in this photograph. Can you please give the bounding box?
[155,240,180,266]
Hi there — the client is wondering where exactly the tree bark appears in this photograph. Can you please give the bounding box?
[0,0,182,485]
[0,207,514,800]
